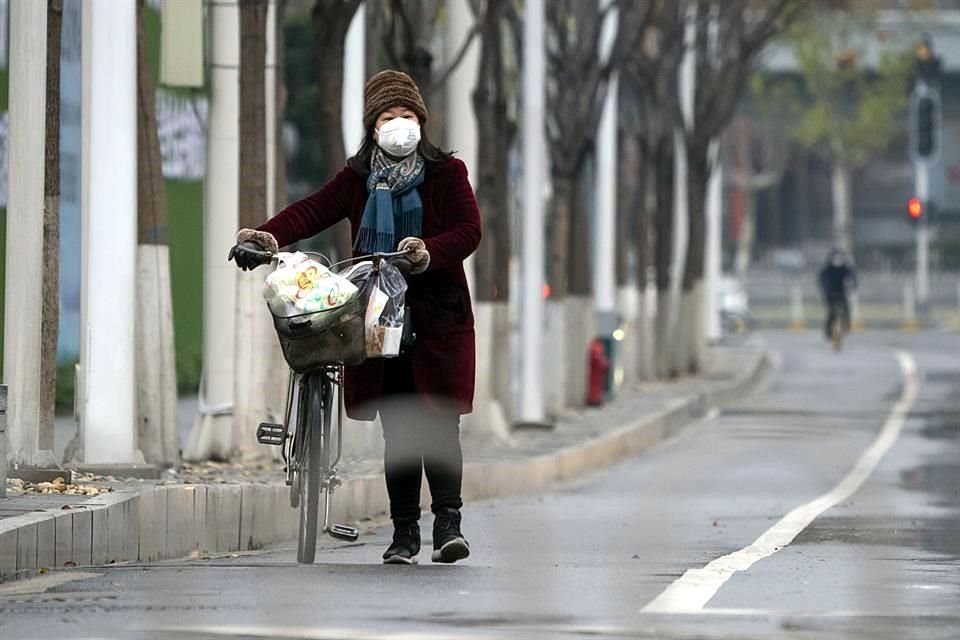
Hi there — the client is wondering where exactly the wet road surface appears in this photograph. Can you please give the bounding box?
[3,331,959,639]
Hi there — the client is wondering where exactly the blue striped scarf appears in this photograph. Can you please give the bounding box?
[354,148,425,254]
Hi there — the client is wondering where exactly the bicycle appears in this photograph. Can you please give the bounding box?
[826,296,849,352]
[248,248,412,564]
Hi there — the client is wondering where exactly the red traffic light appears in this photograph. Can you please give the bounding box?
[907,197,923,219]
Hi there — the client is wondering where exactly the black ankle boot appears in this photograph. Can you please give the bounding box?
[431,507,470,563]
[383,521,420,565]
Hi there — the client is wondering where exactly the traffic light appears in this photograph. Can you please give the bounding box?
[916,96,936,158]
[907,197,923,223]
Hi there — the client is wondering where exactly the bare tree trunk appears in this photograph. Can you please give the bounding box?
[365,2,383,76]
[40,0,62,459]
[548,176,575,300]
[631,139,654,381]
[136,0,180,466]
[682,144,709,374]
[239,1,268,230]
[234,0,270,459]
[616,128,640,383]
[567,165,591,298]
[312,0,361,259]
[616,135,636,290]
[653,138,675,379]
[471,0,510,304]
[275,0,288,209]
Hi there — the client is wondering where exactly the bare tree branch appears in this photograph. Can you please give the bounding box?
[431,20,482,91]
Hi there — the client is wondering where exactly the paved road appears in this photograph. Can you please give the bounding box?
[5,331,959,639]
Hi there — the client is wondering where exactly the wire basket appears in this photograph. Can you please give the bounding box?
[271,296,366,372]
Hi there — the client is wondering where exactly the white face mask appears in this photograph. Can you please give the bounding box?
[376,117,421,157]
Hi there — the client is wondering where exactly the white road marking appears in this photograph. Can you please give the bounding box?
[642,350,919,614]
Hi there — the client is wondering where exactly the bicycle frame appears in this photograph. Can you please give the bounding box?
[254,248,413,560]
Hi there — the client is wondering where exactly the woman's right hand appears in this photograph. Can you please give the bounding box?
[228,241,273,271]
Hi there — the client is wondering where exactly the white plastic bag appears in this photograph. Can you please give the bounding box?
[264,252,359,317]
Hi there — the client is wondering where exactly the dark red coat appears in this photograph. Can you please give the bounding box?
[258,156,481,419]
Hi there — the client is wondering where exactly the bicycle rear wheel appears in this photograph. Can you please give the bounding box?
[831,315,844,352]
[296,374,323,564]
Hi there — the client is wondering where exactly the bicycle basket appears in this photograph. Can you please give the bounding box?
[272,296,366,371]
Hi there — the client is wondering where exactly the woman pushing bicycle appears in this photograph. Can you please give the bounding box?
[228,70,481,565]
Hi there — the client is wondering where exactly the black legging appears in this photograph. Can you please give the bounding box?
[380,355,463,524]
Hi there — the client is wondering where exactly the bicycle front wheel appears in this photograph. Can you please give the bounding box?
[296,374,323,564]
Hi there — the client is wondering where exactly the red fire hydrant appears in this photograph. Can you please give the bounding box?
[586,338,610,406]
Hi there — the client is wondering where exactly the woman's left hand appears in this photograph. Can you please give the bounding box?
[398,237,430,274]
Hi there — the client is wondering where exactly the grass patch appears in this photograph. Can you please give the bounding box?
[167,179,204,393]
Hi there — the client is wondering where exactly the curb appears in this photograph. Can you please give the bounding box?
[1,348,769,581]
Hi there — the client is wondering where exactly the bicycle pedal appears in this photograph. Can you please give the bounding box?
[327,524,359,542]
[256,422,287,446]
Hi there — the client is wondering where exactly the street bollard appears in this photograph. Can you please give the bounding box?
[0,385,7,498]
[789,285,806,331]
[901,282,918,331]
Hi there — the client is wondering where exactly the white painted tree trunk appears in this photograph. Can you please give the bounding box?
[5,0,55,467]
[654,288,672,379]
[263,0,288,431]
[638,283,655,381]
[233,270,274,459]
[233,0,280,460]
[185,0,239,461]
[672,289,693,376]
[685,280,706,373]
[136,245,180,466]
[832,161,853,255]
[462,302,511,442]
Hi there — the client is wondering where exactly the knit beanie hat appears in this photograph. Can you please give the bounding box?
[363,70,429,131]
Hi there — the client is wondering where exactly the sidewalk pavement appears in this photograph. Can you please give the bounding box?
[1,337,770,582]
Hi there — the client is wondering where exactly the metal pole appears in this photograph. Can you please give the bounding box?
[915,160,930,309]
[594,1,617,337]
[902,282,917,330]
[81,0,138,463]
[518,0,545,425]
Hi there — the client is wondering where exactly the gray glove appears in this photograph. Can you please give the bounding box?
[398,237,430,274]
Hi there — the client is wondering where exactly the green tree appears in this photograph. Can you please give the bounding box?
[759,10,912,254]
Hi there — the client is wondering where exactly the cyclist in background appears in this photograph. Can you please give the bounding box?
[818,248,857,341]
